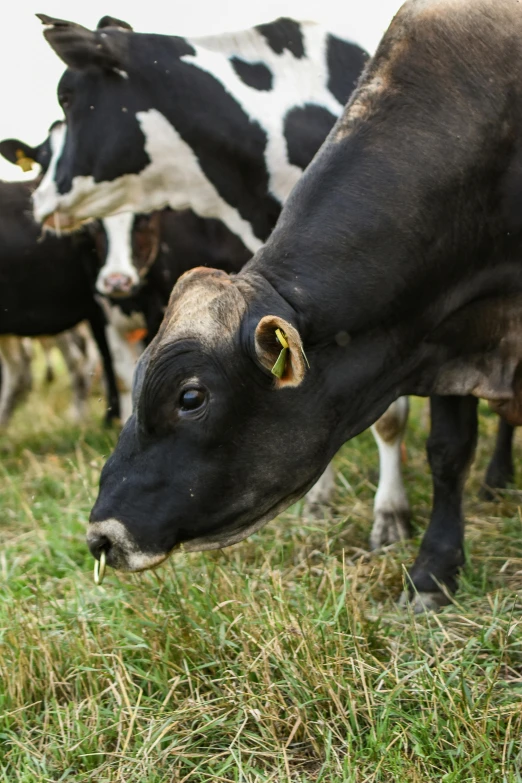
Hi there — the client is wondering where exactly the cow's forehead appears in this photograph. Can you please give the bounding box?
[161,268,247,347]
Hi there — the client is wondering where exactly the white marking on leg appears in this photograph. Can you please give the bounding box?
[101,301,146,423]
[370,397,411,548]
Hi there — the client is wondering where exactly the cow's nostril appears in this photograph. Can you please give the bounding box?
[88,533,111,560]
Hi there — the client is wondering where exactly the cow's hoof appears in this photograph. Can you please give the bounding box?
[479,463,514,500]
[398,590,452,613]
[478,484,499,502]
[370,509,411,550]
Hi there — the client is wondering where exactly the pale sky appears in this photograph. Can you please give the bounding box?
[0,0,402,181]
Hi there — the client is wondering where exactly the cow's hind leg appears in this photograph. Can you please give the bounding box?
[0,337,33,428]
[304,461,336,514]
[370,397,411,549]
[87,305,120,425]
[403,395,478,613]
[54,326,98,423]
[479,418,515,500]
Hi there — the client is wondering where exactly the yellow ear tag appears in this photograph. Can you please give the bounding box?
[271,328,289,379]
[15,149,35,173]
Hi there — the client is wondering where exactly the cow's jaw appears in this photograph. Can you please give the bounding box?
[87,477,319,572]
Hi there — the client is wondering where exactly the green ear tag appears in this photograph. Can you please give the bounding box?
[271,328,289,379]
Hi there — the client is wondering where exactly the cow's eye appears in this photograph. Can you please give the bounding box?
[179,387,206,412]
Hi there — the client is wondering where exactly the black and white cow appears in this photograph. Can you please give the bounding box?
[0,175,120,423]
[32,15,368,249]
[79,0,522,609]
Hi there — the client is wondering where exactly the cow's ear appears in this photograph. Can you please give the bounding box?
[254,315,307,388]
[97,16,133,32]
[0,139,37,171]
[37,14,127,71]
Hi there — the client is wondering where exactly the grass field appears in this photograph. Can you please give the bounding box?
[1,353,522,782]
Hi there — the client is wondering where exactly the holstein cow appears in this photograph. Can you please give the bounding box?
[0,176,120,423]
[71,0,522,610]
[32,13,419,540]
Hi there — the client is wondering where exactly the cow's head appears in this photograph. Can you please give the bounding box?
[32,14,192,229]
[93,212,161,297]
[87,267,342,571]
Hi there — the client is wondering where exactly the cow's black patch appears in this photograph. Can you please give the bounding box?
[169,60,281,240]
[284,104,338,169]
[231,58,273,91]
[326,34,369,106]
[257,18,305,59]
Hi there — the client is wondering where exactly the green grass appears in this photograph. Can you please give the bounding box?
[1,352,522,782]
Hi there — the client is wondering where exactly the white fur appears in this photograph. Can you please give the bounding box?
[96,213,140,295]
[87,518,169,571]
[32,122,66,227]
[98,299,146,423]
[370,397,411,548]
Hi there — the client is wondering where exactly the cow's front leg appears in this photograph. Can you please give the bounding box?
[404,395,478,613]
[370,397,411,548]
[479,417,515,500]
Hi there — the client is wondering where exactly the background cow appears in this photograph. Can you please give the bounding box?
[0,175,120,423]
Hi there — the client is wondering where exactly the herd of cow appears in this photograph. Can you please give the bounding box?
[6,0,522,610]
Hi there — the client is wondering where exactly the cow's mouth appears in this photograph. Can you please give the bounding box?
[43,211,91,234]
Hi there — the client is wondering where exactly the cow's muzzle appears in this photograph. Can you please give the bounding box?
[87,518,171,573]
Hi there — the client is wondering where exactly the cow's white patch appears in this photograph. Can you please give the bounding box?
[97,298,146,424]
[32,23,350,249]
[184,23,342,203]
[32,122,66,226]
[370,397,411,549]
[96,213,140,295]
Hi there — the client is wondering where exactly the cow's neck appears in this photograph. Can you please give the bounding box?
[245,104,522,346]
[239,97,522,433]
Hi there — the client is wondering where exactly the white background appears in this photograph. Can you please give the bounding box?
[0,0,401,181]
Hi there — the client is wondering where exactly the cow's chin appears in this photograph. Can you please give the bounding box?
[88,480,319,573]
